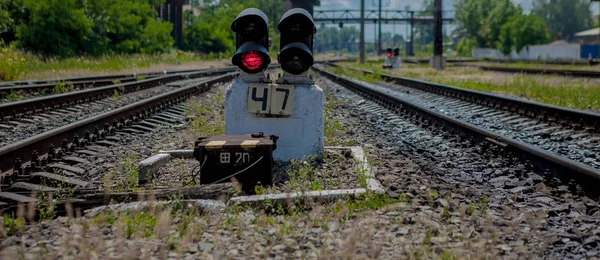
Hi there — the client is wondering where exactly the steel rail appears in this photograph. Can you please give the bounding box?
[0,73,236,174]
[0,67,237,120]
[0,77,142,94]
[0,68,210,87]
[314,66,600,197]
[327,63,600,131]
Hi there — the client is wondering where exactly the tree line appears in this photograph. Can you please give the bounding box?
[0,0,173,57]
[0,0,291,57]
[454,0,593,56]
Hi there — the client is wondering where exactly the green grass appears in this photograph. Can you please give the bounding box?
[333,63,600,111]
[442,76,600,110]
[51,81,73,94]
[0,47,226,82]
[102,154,140,192]
[186,93,225,136]
[481,61,600,71]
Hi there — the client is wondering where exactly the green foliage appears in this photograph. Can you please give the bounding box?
[315,25,360,53]
[125,212,157,239]
[2,213,25,235]
[478,0,522,48]
[186,93,225,136]
[14,0,172,57]
[183,18,234,53]
[17,0,93,57]
[52,81,73,94]
[0,0,25,44]
[498,14,550,55]
[85,0,173,55]
[0,43,26,81]
[454,0,522,48]
[456,38,477,57]
[532,0,592,40]
[5,90,24,102]
[112,89,120,100]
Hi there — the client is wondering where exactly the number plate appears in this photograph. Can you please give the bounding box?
[271,85,294,116]
[247,84,294,116]
[247,84,271,115]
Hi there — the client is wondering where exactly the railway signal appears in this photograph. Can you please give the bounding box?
[393,48,400,57]
[231,8,271,74]
[277,8,316,75]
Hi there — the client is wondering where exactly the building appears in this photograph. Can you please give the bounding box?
[574,28,600,45]
[282,0,320,15]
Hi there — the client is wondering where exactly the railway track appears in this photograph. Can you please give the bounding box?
[0,68,224,102]
[0,70,240,211]
[0,68,204,87]
[314,65,600,197]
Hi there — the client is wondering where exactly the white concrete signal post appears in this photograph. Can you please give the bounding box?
[224,8,324,161]
[383,48,401,69]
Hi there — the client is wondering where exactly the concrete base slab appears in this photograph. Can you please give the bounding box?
[228,188,367,206]
[430,55,447,69]
[84,199,225,218]
[159,149,194,159]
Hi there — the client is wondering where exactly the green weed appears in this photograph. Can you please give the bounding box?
[112,89,120,100]
[0,44,27,81]
[6,89,24,102]
[51,81,73,94]
[2,213,25,235]
[186,94,225,136]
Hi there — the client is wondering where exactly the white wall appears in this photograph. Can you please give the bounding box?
[472,43,581,60]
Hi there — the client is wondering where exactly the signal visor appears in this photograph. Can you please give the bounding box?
[231,8,271,74]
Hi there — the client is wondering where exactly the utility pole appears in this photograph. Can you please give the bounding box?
[360,0,365,63]
[409,11,414,56]
[378,0,382,56]
[431,0,444,69]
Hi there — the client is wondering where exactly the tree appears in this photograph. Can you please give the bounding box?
[84,0,173,55]
[478,0,522,48]
[498,14,550,56]
[457,38,477,57]
[0,0,24,44]
[182,3,246,54]
[532,0,592,40]
[454,0,521,48]
[16,0,93,57]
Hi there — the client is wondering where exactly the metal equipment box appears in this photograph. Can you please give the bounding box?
[193,133,277,192]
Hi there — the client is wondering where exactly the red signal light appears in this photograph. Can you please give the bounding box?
[387,52,392,57]
[241,51,264,71]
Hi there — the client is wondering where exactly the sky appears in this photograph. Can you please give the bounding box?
[314,0,600,42]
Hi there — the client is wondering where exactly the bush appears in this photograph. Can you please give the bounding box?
[16,0,93,57]
[457,38,477,57]
[0,44,26,81]
[15,0,173,57]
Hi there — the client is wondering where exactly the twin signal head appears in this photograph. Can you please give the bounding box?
[277,8,316,75]
[393,48,400,57]
[386,48,392,57]
[231,8,271,74]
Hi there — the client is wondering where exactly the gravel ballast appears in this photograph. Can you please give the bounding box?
[2,76,599,259]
